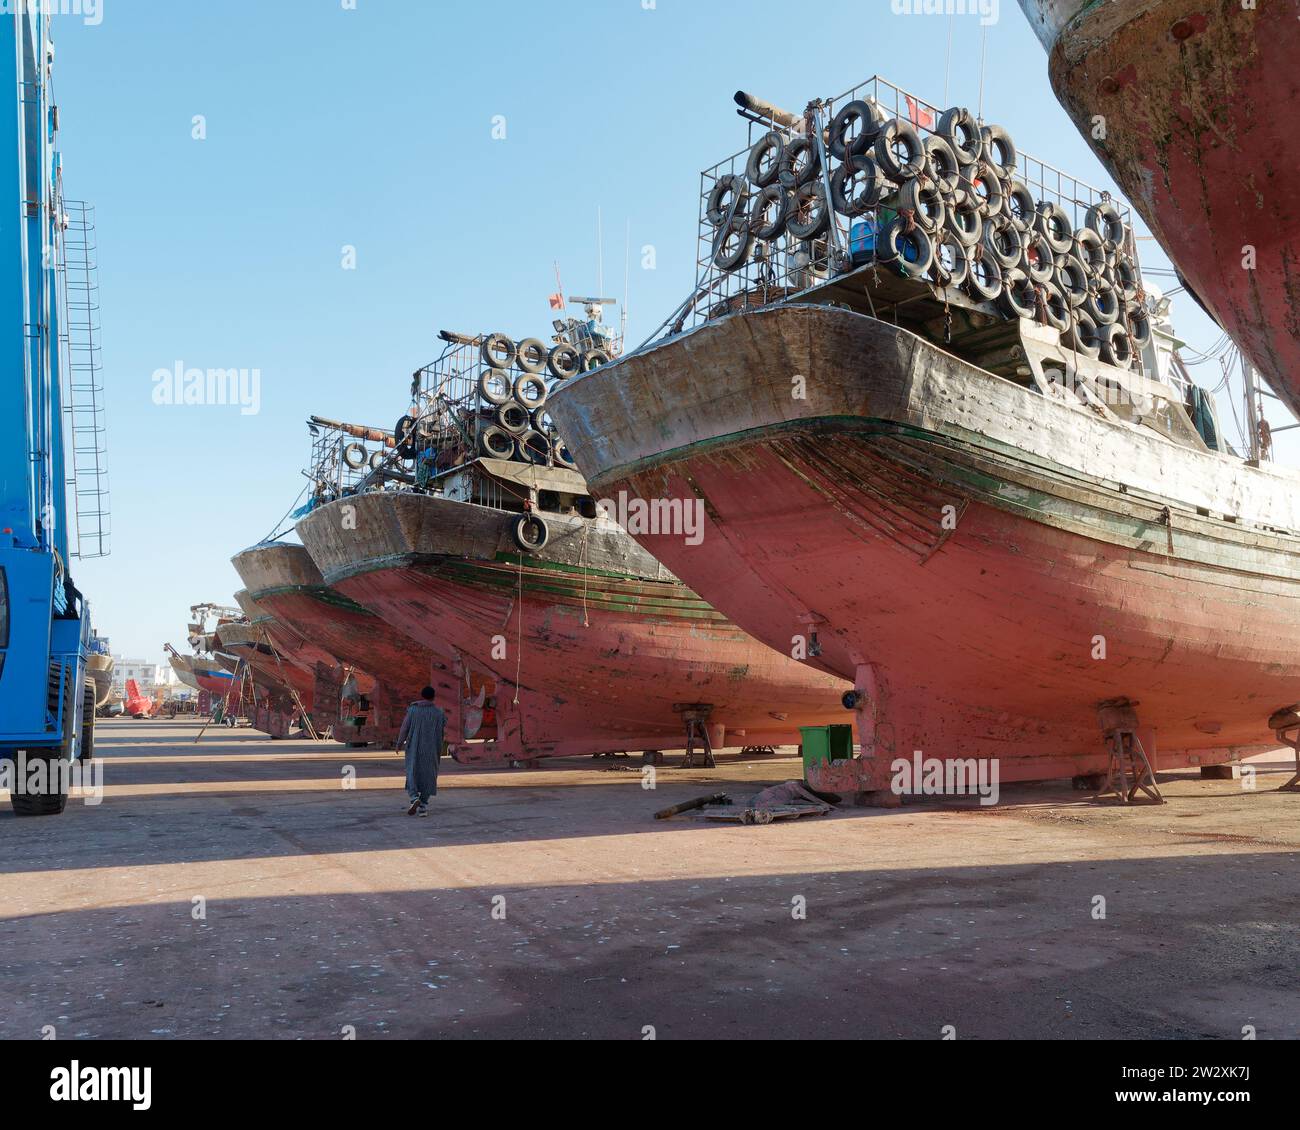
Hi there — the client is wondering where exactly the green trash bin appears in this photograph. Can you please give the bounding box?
[800,725,854,776]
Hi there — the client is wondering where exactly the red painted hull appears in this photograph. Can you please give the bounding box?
[231,543,499,747]
[193,671,242,706]
[297,493,851,760]
[1026,0,1300,416]
[548,306,1299,788]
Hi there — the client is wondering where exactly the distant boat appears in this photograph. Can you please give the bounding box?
[124,679,156,720]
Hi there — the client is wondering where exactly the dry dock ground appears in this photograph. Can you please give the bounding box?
[1,719,1297,1041]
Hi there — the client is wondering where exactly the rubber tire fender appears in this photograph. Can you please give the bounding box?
[980,124,1017,179]
[1086,200,1126,252]
[874,119,925,181]
[583,349,611,371]
[1055,256,1089,308]
[1086,278,1121,326]
[514,372,548,408]
[778,136,820,189]
[830,155,884,217]
[937,106,984,164]
[706,173,749,226]
[478,368,513,406]
[511,513,549,554]
[517,429,552,466]
[480,425,518,460]
[1034,202,1074,256]
[1002,180,1036,232]
[982,215,1024,270]
[481,333,517,370]
[1064,310,1102,359]
[1022,229,1056,284]
[752,184,792,240]
[1040,280,1071,333]
[1127,305,1152,348]
[343,442,368,470]
[897,176,946,233]
[998,267,1038,320]
[877,216,934,279]
[944,196,984,248]
[394,415,419,458]
[744,134,785,189]
[787,181,830,241]
[1099,322,1135,370]
[963,161,1004,219]
[964,253,1003,302]
[1113,256,1140,302]
[497,400,531,435]
[829,99,884,161]
[552,439,578,471]
[922,134,961,194]
[515,338,549,374]
[931,235,970,289]
[1073,227,1107,276]
[713,220,752,271]
[547,344,581,380]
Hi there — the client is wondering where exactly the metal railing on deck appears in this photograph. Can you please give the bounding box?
[680,74,1142,338]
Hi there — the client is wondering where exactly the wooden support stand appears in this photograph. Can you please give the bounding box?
[1268,707,1300,793]
[1096,699,1164,805]
[676,705,716,770]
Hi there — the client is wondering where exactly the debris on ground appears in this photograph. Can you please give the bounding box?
[674,781,838,825]
[654,793,732,820]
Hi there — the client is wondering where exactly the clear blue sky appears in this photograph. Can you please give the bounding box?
[53,0,1282,663]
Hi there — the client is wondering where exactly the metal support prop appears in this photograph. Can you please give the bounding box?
[809,103,847,265]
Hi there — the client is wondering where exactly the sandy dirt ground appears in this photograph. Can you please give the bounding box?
[1,719,1297,1040]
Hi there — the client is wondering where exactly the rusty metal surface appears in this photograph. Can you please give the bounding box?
[1029,0,1300,416]
[551,305,1300,532]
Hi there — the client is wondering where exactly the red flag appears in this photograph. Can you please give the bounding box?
[905,95,934,130]
[548,293,565,311]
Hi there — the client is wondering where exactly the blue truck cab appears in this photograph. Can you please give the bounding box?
[0,9,96,815]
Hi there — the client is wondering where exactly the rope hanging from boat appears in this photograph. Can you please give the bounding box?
[580,522,592,630]
[513,552,524,707]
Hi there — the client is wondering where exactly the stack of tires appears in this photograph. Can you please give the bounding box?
[469,332,586,470]
[707,101,1150,371]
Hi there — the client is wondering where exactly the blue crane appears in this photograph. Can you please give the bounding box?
[0,9,98,815]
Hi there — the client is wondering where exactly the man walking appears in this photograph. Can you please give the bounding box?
[395,686,446,817]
